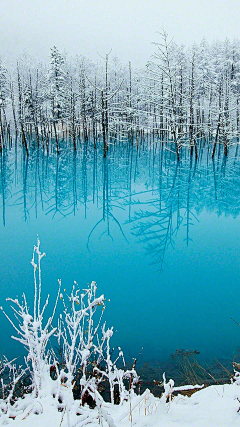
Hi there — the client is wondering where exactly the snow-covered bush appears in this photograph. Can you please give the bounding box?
[57,282,138,406]
[1,238,60,398]
[0,238,138,422]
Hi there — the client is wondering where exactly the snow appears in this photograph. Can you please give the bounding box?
[1,383,239,426]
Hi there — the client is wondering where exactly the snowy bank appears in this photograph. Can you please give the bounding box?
[1,382,240,426]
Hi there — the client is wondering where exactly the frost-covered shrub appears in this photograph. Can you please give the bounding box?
[1,238,60,397]
[0,238,139,421]
[57,282,139,405]
[0,357,29,419]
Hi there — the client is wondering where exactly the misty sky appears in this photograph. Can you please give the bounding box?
[1,0,240,66]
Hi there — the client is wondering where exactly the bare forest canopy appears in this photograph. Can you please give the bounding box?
[0,32,240,159]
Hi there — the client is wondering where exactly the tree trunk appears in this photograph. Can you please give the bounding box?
[53,121,59,154]
[102,91,107,157]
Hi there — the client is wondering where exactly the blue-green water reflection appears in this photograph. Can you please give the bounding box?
[0,142,240,363]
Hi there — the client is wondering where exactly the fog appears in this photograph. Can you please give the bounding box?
[1,0,240,66]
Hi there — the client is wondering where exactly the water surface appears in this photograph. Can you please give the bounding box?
[0,141,240,364]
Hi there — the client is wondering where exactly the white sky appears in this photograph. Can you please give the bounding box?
[1,0,240,67]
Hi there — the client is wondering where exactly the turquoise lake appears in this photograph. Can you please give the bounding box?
[0,141,240,364]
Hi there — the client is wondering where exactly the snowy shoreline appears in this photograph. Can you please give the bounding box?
[1,381,240,426]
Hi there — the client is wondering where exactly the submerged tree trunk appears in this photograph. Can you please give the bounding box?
[189,53,195,157]
[0,109,4,150]
[53,121,59,154]
[102,91,107,157]
[212,123,220,159]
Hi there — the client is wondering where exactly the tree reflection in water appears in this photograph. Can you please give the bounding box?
[1,139,240,270]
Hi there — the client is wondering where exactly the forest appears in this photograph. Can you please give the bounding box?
[0,31,240,159]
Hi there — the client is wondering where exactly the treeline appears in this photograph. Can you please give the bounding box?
[0,31,240,159]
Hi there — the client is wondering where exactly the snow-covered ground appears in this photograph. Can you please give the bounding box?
[1,381,240,426]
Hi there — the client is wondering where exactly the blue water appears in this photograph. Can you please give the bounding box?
[0,142,240,364]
